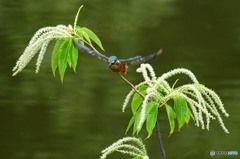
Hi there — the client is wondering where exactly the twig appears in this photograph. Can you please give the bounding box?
[118,73,166,159]
[155,121,166,159]
[72,31,98,51]
[118,73,145,98]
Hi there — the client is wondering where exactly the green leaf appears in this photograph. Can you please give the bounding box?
[146,102,158,138]
[132,157,142,159]
[75,26,84,45]
[133,110,141,135]
[69,42,78,72]
[165,104,176,135]
[81,27,105,50]
[125,115,135,134]
[58,40,70,82]
[174,97,189,130]
[81,30,91,44]
[67,55,72,68]
[185,108,191,125]
[131,85,148,114]
[51,39,65,76]
[185,107,194,124]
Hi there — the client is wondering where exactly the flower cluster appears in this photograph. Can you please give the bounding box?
[122,63,229,133]
[12,6,84,76]
[100,137,148,159]
[12,25,73,76]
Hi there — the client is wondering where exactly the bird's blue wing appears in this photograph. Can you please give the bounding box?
[73,40,108,63]
[120,49,162,65]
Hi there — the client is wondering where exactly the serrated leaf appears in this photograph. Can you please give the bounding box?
[132,157,142,159]
[165,104,176,135]
[185,108,191,125]
[146,101,155,115]
[185,107,194,124]
[69,42,78,72]
[174,97,189,130]
[51,39,65,76]
[58,40,70,82]
[67,56,72,68]
[81,30,91,44]
[133,110,141,135]
[131,85,148,114]
[75,26,84,45]
[146,102,158,138]
[125,115,135,134]
[81,27,104,51]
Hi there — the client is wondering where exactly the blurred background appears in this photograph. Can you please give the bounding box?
[0,0,240,159]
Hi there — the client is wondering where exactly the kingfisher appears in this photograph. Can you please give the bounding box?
[73,40,162,75]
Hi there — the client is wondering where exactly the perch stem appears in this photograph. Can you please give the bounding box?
[118,73,145,98]
[118,73,166,158]
[156,120,166,159]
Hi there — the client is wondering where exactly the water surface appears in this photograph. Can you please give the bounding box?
[0,0,240,159]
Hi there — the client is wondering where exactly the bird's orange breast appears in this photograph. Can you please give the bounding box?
[110,64,128,75]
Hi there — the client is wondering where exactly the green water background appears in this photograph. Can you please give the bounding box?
[0,0,240,158]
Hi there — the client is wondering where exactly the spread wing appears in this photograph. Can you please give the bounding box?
[73,40,108,63]
[119,49,162,65]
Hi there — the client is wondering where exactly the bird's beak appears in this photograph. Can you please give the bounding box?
[107,63,112,69]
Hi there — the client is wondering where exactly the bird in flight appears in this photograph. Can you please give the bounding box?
[73,40,162,75]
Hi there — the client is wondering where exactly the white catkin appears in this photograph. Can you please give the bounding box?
[116,144,142,154]
[153,80,172,95]
[198,89,219,116]
[122,90,134,112]
[28,26,70,46]
[157,68,199,84]
[138,94,153,130]
[143,156,150,159]
[180,84,212,128]
[139,63,157,80]
[29,26,55,45]
[74,5,83,30]
[137,64,151,83]
[100,137,147,159]
[178,94,203,128]
[178,92,215,119]
[145,64,156,80]
[129,64,229,134]
[198,85,229,117]
[122,81,150,112]
[186,99,200,127]
[101,146,139,159]
[138,98,148,129]
[102,137,140,153]
[12,28,72,76]
[115,149,139,157]
[178,84,205,106]
[36,40,50,73]
[215,112,230,133]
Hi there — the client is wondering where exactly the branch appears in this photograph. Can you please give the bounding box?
[118,73,145,98]
[72,31,98,51]
[118,73,166,159]
[155,121,166,159]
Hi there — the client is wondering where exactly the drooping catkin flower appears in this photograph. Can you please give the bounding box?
[100,137,148,159]
[12,25,73,76]
[74,5,83,31]
[157,68,199,84]
[122,81,150,112]
[138,93,154,130]
[12,6,86,76]
[35,40,50,73]
[123,63,229,133]
[137,63,156,80]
